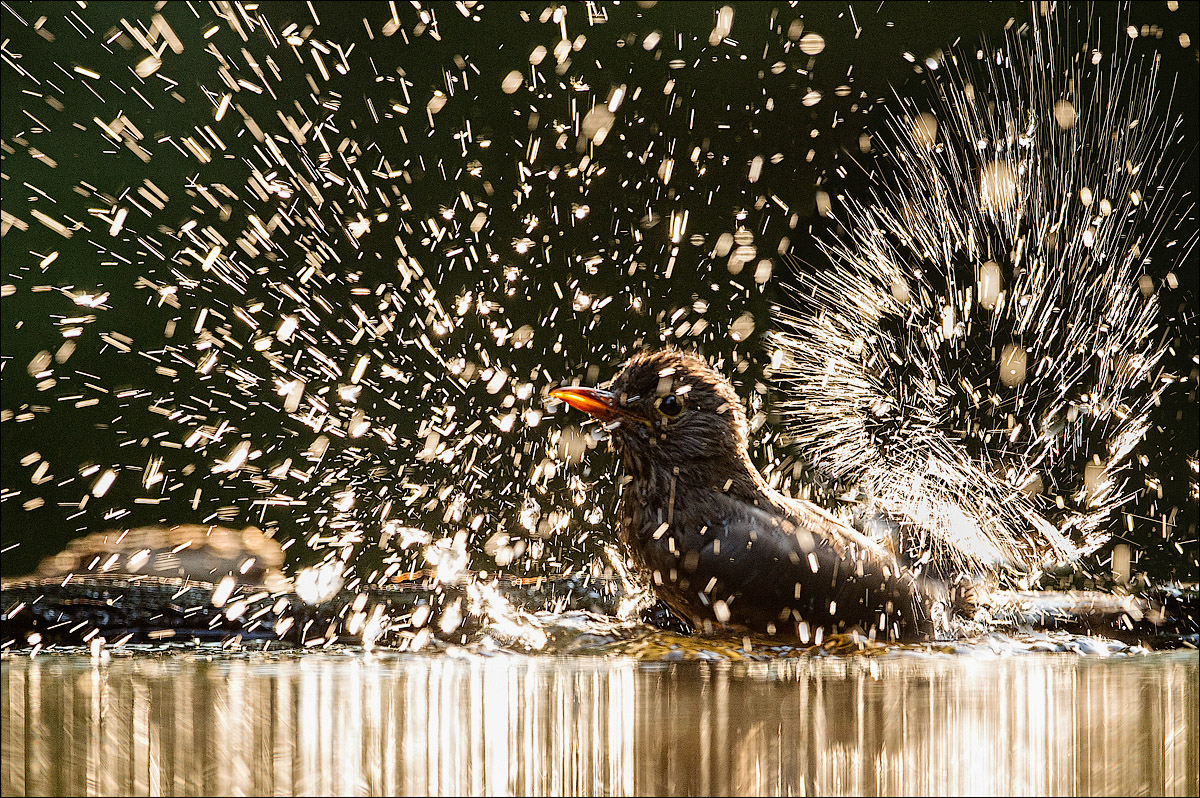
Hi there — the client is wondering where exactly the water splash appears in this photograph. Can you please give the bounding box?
[2,4,1194,648]
[4,2,835,591]
[769,6,1197,581]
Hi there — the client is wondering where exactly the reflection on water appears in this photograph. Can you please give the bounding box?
[2,650,1196,796]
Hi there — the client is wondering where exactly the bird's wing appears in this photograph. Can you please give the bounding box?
[780,497,897,561]
[662,494,922,634]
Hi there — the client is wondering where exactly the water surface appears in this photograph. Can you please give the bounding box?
[3,648,1196,797]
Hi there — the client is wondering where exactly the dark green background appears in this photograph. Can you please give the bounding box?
[2,2,1196,584]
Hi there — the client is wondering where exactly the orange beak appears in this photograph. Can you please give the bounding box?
[549,387,620,422]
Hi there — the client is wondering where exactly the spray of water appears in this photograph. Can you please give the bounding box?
[4,2,819,646]
[769,7,1196,582]
[2,4,1194,650]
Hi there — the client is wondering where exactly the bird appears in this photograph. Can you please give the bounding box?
[550,349,946,643]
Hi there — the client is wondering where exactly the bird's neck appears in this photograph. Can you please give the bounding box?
[622,448,782,514]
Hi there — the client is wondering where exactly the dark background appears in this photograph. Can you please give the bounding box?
[2,2,1196,585]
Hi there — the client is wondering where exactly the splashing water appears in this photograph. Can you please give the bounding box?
[1,3,1195,650]
[6,2,860,642]
[769,7,1197,582]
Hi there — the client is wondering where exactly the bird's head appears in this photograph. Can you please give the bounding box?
[551,350,752,480]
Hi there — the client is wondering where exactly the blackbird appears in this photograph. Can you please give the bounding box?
[551,349,943,642]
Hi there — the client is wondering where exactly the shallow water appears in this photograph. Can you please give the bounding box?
[2,647,1196,797]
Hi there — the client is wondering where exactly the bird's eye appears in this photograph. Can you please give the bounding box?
[656,394,683,417]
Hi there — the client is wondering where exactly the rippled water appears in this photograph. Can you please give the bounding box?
[2,648,1196,797]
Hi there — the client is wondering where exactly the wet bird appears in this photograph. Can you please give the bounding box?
[551,350,944,642]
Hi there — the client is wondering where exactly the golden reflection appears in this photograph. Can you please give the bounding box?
[1,651,1196,796]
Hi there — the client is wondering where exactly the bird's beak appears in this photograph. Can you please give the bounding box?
[549,386,621,422]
